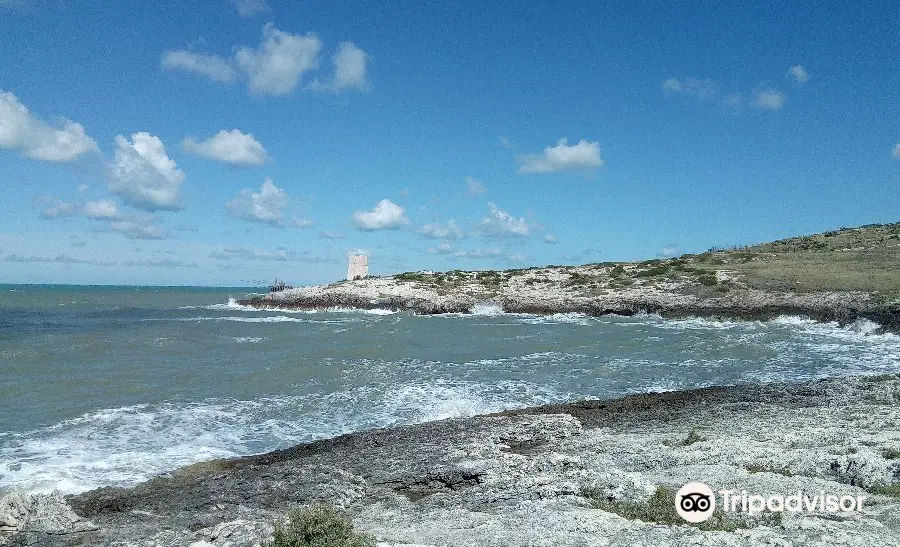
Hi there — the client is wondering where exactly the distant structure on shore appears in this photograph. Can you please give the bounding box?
[268,279,292,292]
[347,254,368,281]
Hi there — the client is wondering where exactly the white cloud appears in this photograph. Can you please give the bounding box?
[161,50,237,83]
[662,77,719,99]
[0,91,98,162]
[83,200,119,219]
[236,24,322,96]
[39,201,78,219]
[419,219,463,239]
[658,244,680,258]
[76,184,89,193]
[108,132,185,211]
[231,0,268,18]
[466,176,486,195]
[428,241,453,254]
[352,199,409,230]
[211,246,294,261]
[753,88,786,110]
[106,219,167,240]
[290,216,313,228]
[787,65,809,84]
[479,202,530,238]
[310,42,370,92]
[498,136,513,148]
[892,143,900,160]
[542,234,557,244]
[226,177,288,225]
[182,129,268,166]
[517,138,603,174]
[319,230,347,240]
[455,247,501,259]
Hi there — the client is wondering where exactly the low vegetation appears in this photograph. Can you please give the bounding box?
[262,504,375,547]
[580,486,780,531]
[868,483,900,498]
[745,463,794,477]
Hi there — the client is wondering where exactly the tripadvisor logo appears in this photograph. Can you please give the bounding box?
[675,482,715,523]
[675,481,867,523]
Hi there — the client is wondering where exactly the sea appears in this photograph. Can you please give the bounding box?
[1,284,899,496]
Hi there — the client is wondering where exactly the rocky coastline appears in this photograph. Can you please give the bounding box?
[236,262,900,333]
[4,373,900,546]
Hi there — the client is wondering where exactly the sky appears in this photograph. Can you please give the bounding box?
[1,0,898,286]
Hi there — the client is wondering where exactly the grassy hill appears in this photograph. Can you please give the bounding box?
[689,222,900,298]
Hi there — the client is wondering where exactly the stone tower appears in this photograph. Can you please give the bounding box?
[347,254,368,281]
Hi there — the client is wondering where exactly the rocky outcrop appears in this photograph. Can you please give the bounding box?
[4,374,900,546]
[237,271,900,333]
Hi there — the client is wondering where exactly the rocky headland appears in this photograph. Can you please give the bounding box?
[3,374,900,546]
[236,222,900,331]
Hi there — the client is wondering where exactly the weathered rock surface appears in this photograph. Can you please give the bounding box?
[3,374,900,546]
[237,267,900,333]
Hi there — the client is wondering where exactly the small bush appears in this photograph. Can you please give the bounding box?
[394,272,431,282]
[869,483,900,498]
[262,504,376,547]
[746,463,794,477]
[635,266,669,278]
[697,274,718,286]
[882,448,900,460]
[665,429,707,447]
[609,265,626,277]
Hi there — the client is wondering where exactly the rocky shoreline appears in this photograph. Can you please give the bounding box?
[236,263,900,333]
[3,373,900,546]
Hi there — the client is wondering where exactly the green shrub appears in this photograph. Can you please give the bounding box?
[746,463,793,477]
[394,272,431,282]
[262,504,376,547]
[635,266,669,277]
[869,483,900,498]
[882,448,900,460]
[697,274,718,286]
[610,265,626,277]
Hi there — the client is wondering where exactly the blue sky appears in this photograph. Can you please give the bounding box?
[1,0,898,285]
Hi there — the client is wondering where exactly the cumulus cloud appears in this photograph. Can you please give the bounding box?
[0,91,98,162]
[182,129,268,166]
[106,218,167,240]
[160,50,238,83]
[236,24,322,96]
[352,199,409,230]
[892,143,900,160]
[787,65,809,83]
[226,178,288,225]
[309,42,370,92]
[466,176,486,195]
[83,200,119,219]
[428,241,453,254]
[662,77,720,99]
[419,219,463,240]
[543,234,557,244]
[39,201,79,219]
[108,132,185,211]
[478,203,530,238]
[517,138,603,174]
[231,0,268,17]
[753,88,786,110]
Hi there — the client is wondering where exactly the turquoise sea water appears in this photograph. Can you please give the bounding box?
[1,285,899,494]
